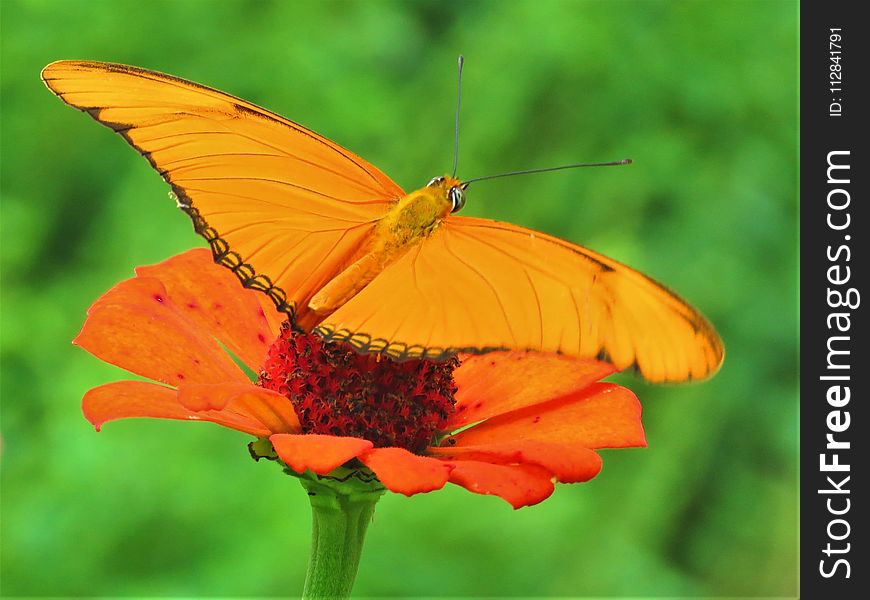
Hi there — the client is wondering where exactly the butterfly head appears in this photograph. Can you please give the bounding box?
[426,175,468,213]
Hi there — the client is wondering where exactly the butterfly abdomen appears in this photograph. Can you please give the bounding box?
[307,185,452,320]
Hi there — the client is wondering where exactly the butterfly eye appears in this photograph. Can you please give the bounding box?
[449,186,466,213]
[427,176,445,187]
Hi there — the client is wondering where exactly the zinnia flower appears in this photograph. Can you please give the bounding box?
[77,248,646,509]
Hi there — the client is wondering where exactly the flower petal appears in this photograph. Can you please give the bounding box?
[450,352,616,428]
[177,383,300,434]
[135,249,277,371]
[256,290,289,342]
[446,460,555,509]
[359,447,452,496]
[430,440,602,483]
[270,433,372,474]
[82,380,272,436]
[450,383,646,449]
[74,277,246,386]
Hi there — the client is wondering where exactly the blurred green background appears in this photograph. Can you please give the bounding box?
[1,0,797,597]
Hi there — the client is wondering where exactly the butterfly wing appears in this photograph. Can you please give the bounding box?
[315,216,724,383]
[41,60,404,323]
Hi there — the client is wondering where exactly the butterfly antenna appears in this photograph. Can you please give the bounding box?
[451,55,465,178]
[462,159,632,186]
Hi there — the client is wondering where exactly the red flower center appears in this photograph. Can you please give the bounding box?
[258,323,458,453]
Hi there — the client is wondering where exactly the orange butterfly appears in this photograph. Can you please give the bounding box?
[41,60,723,383]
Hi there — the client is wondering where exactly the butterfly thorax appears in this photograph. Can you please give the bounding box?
[306,178,456,321]
[371,177,456,252]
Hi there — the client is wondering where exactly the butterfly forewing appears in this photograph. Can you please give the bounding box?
[316,216,724,383]
[41,60,404,323]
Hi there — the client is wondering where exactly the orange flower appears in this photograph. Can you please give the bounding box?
[78,249,646,508]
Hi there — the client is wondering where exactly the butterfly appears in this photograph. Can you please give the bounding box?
[41,60,723,383]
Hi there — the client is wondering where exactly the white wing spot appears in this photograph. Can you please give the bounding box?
[169,190,190,209]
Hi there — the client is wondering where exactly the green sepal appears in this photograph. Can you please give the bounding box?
[247,436,278,461]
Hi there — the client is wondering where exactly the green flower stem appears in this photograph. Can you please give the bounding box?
[300,474,384,599]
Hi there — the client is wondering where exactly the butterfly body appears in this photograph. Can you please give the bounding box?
[308,176,456,320]
[42,60,724,382]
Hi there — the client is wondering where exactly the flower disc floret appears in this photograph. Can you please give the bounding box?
[258,323,458,453]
